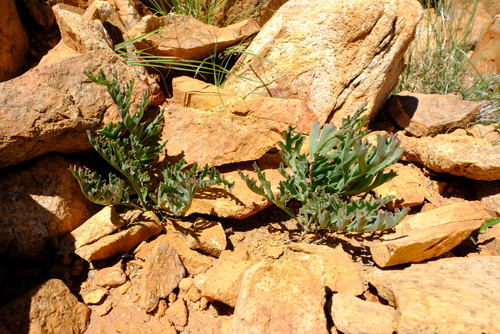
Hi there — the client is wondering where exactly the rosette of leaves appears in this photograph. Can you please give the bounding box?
[71,71,234,216]
[239,103,409,233]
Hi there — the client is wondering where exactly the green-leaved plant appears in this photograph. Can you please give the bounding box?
[239,104,409,233]
[71,71,234,215]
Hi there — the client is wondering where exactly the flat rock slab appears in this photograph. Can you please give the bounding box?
[387,92,481,137]
[222,0,423,125]
[368,257,500,333]
[400,133,500,180]
[0,279,90,334]
[232,255,328,333]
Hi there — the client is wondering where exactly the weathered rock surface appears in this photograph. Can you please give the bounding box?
[0,155,99,259]
[400,133,500,180]
[58,206,125,256]
[194,248,254,307]
[331,293,396,334]
[127,14,259,60]
[477,223,500,256]
[75,211,163,261]
[471,14,500,75]
[368,257,500,333]
[0,279,90,334]
[476,180,500,215]
[184,218,227,257]
[0,0,29,82]
[172,76,241,109]
[387,92,481,137]
[223,0,423,125]
[161,97,315,166]
[93,265,127,287]
[232,255,328,333]
[141,241,185,312]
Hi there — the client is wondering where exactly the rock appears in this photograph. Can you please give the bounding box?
[232,255,328,333]
[481,0,500,17]
[0,155,99,260]
[161,97,315,167]
[368,256,500,333]
[0,279,90,334]
[194,248,254,307]
[166,298,188,327]
[222,0,423,126]
[83,288,109,304]
[476,223,500,256]
[94,266,127,287]
[141,241,185,312]
[211,0,287,27]
[386,92,481,137]
[16,0,55,30]
[172,76,241,109]
[53,4,113,53]
[330,294,396,334]
[372,162,432,209]
[58,206,125,256]
[400,133,500,180]
[111,0,142,31]
[127,14,259,60]
[370,219,485,267]
[75,211,163,261]
[93,300,113,316]
[467,124,500,145]
[476,180,500,215]
[184,218,227,257]
[186,165,283,219]
[470,14,500,75]
[83,0,113,22]
[0,0,29,82]
[287,243,364,296]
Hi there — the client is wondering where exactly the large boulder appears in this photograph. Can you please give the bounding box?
[222,0,423,125]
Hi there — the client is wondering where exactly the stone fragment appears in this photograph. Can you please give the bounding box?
[166,299,188,327]
[94,266,127,287]
[195,248,254,307]
[58,206,125,255]
[400,133,500,180]
[83,288,109,304]
[178,277,193,292]
[368,257,500,333]
[93,300,113,316]
[161,96,315,166]
[185,218,227,257]
[232,255,328,333]
[0,279,89,334]
[373,163,432,209]
[0,0,29,82]
[330,294,396,334]
[0,155,99,260]
[477,223,500,256]
[141,241,185,312]
[395,201,491,234]
[223,0,423,126]
[288,243,364,296]
[53,4,113,53]
[387,92,481,137]
[371,219,485,267]
[83,0,113,22]
[112,0,142,31]
[127,14,259,60]
[75,211,163,261]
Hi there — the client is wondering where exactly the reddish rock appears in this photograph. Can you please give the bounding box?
[166,298,188,327]
[94,266,127,287]
[185,218,227,257]
[470,13,500,75]
[477,223,500,256]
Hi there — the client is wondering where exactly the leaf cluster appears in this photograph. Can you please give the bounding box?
[239,103,409,232]
[71,71,234,215]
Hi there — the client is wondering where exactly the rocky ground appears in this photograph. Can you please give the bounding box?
[1,0,500,333]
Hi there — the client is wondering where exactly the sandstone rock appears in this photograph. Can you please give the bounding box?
[111,0,142,31]
[58,206,125,256]
[396,201,491,234]
[166,298,188,327]
[288,243,364,296]
[172,76,241,109]
[141,241,185,312]
[53,4,113,53]
[400,133,500,180]
[83,288,109,304]
[16,0,55,30]
[476,222,500,256]
[194,248,254,307]
[330,294,396,334]
[467,124,500,145]
[476,180,500,215]
[211,0,287,27]
[223,0,423,126]
[368,256,500,333]
[232,255,328,333]
[184,218,227,257]
[127,14,259,60]
[373,163,432,209]
[0,0,29,82]
[387,92,481,137]
[371,218,485,267]
[161,97,315,166]
[75,211,163,261]
[83,0,113,22]
[470,14,500,75]
[0,155,99,260]
[0,279,90,334]
[481,0,500,17]
[94,266,127,287]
